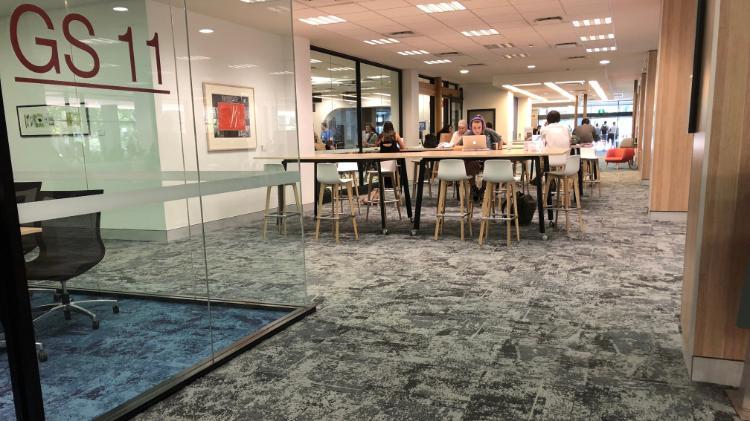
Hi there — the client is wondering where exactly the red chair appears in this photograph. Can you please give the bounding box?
[604,148,636,169]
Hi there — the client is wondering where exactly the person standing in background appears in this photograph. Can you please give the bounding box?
[608,122,618,145]
[573,118,596,146]
[600,121,609,146]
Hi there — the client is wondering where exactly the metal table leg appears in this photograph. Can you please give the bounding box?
[376,160,387,234]
[535,156,547,240]
[411,159,427,236]
[397,158,413,220]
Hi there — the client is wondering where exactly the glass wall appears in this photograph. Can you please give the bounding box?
[0,0,307,419]
[535,100,634,142]
[311,48,401,151]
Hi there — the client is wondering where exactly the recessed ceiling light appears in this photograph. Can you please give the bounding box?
[460,69,469,74]
[527,65,536,69]
[424,59,452,64]
[580,34,615,42]
[328,67,354,72]
[299,15,346,26]
[502,84,545,102]
[572,17,612,27]
[112,6,128,12]
[310,58,322,64]
[461,29,499,37]
[599,59,611,65]
[589,80,608,100]
[228,64,257,69]
[417,1,466,13]
[364,38,399,45]
[397,50,429,56]
[199,28,214,34]
[587,46,617,53]
[502,53,528,59]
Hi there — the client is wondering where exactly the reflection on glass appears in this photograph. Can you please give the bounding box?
[0,0,305,419]
[311,51,358,150]
[361,63,400,140]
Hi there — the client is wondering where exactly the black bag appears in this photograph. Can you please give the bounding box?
[503,191,536,226]
[423,134,438,148]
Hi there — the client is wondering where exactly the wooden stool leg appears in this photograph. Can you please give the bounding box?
[346,182,359,240]
[564,178,571,232]
[458,180,466,241]
[366,173,373,222]
[351,172,361,215]
[315,183,325,240]
[435,180,446,240]
[263,185,272,240]
[512,183,520,241]
[393,174,403,220]
[333,186,340,243]
[466,180,473,238]
[478,181,490,245]
[574,176,584,232]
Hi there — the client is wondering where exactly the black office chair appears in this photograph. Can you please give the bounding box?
[26,190,118,330]
[15,181,42,254]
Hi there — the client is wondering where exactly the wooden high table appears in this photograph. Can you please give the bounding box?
[266,147,569,239]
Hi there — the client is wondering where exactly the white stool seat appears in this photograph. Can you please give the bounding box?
[548,156,581,177]
[318,163,350,185]
[437,159,469,182]
[482,160,515,183]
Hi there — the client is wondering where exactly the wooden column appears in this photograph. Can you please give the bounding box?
[640,50,658,181]
[582,94,588,119]
[573,95,579,127]
[649,0,698,212]
[434,77,443,132]
[682,0,750,385]
[636,72,647,165]
[631,79,639,140]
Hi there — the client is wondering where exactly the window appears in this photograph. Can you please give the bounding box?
[311,48,401,151]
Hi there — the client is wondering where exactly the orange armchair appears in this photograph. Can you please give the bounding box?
[604,148,636,169]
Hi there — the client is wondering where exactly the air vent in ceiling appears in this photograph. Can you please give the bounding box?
[566,55,587,60]
[387,30,417,38]
[484,42,515,49]
[436,51,462,57]
[466,63,486,67]
[555,42,579,49]
[534,16,563,25]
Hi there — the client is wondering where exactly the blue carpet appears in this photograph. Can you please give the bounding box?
[0,294,290,420]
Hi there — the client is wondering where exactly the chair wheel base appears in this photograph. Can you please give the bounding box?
[112,305,119,314]
[542,234,549,241]
[92,320,99,330]
[37,350,48,362]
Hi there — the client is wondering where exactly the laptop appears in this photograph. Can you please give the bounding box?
[462,135,489,151]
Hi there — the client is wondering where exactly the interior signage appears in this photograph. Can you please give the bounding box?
[9,3,170,94]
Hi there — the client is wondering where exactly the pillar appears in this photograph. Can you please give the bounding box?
[640,50,658,181]
[649,0,698,213]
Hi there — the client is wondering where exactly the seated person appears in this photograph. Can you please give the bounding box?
[463,115,496,200]
[540,110,571,168]
[375,121,405,152]
[364,123,378,147]
[447,120,469,147]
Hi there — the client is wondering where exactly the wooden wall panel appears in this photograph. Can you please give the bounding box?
[637,72,647,166]
[649,0,697,211]
[692,0,750,360]
[640,51,658,180]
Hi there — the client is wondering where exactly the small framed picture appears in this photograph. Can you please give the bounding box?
[203,83,257,151]
[17,104,90,137]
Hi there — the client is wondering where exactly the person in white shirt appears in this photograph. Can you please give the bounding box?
[540,110,571,168]
[447,120,469,147]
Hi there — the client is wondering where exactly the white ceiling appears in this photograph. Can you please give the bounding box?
[293,0,661,98]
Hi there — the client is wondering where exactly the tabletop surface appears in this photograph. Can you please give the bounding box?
[263,147,569,161]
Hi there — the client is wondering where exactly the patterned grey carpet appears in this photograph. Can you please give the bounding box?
[116,168,735,420]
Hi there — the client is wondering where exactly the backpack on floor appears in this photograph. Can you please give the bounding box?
[503,191,536,226]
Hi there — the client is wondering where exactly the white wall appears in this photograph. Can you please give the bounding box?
[148,2,299,229]
[463,84,514,143]
[401,69,420,147]
[517,97,533,141]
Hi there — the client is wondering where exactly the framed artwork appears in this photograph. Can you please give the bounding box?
[204,83,257,151]
[467,108,496,129]
[16,104,90,137]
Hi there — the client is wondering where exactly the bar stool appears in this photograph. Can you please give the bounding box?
[337,162,361,214]
[434,159,473,241]
[411,159,433,199]
[315,163,359,243]
[580,147,601,197]
[544,155,583,232]
[262,163,302,240]
[479,160,520,246]
[365,160,402,222]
